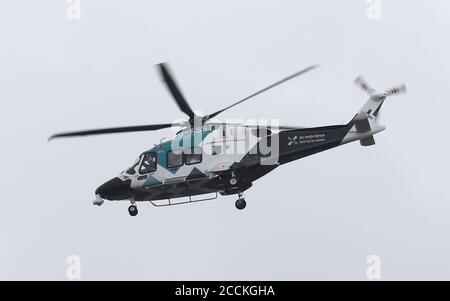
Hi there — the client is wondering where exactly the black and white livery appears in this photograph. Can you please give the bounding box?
[50,63,406,216]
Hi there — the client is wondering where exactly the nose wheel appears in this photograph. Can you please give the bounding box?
[235,192,246,210]
[128,204,138,216]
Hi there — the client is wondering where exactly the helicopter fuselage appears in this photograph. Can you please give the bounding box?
[50,63,402,215]
[94,119,384,205]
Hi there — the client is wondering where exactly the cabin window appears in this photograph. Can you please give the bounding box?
[258,135,272,157]
[212,145,222,155]
[139,152,157,174]
[167,150,183,168]
[251,127,272,137]
[185,146,202,165]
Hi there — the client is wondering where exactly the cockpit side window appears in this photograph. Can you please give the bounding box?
[139,152,157,174]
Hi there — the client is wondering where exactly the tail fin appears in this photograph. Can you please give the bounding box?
[351,76,406,146]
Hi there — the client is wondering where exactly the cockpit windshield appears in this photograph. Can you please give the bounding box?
[125,157,141,175]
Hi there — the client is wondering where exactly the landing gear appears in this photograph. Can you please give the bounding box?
[235,192,246,210]
[128,204,138,216]
[235,199,246,210]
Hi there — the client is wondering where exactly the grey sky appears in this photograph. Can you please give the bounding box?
[1,0,450,280]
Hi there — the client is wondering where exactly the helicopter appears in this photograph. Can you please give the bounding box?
[49,63,406,216]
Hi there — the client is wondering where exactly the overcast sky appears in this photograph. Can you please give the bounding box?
[1,0,450,280]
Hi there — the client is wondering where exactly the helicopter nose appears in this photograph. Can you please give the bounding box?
[95,177,132,200]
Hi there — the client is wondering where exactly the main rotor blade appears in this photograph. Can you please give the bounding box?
[206,65,320,120]
[49,123,177,141]
[157,63,195,120]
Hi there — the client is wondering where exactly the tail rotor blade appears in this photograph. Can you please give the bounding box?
[385,84,407,96]
[354,76,375,94]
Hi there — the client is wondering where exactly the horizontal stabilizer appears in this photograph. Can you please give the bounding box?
[353,113,376,146]
[354,113,371,133]
[360,136,375,146]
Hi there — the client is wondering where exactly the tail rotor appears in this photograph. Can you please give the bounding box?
[354,76,407,100]
[352,75,406,129]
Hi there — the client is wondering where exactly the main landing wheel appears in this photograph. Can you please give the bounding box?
[128,204,138,216]
[235,198,246,210]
